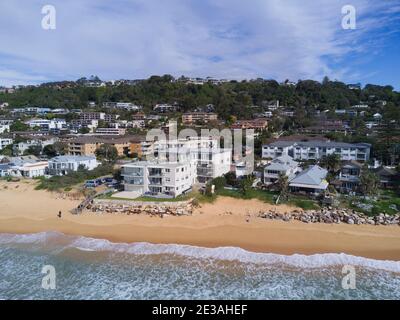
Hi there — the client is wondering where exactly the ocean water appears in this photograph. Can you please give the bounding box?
[0,232,399,300]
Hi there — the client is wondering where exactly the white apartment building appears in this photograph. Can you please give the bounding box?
[0,138,13,150]
[48,155,99,176]
[0,124,10,134]
[122,161,196,198]
[103,102,142,111]
[153,104,178,113]
[262,140,371,162]
[155,137,231,184]
[95,127,127,135]
[26,119,67,131]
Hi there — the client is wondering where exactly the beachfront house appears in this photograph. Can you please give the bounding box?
[263,155,301,185]
[122,160,196,198]
[289,165,328,195]
[333,161,363,193]
[0,163,12,177]
[374,167,399,189]
[6,156,48,178]
[48,155,99,176]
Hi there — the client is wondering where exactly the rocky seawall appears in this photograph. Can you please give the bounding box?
[86,198,194,216]
[259,208,400,226]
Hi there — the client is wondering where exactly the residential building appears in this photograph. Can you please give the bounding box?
[231,118,268,130]
[13,137,57,155]
[48,155,99,176]
[25,119,67,131]
[195,148,232,184]
[234,162,253,177]
[374,167,399,189]
[69,119,99,133]
[333,161,363,193]
[289,165,329,195]
[80,112,117,123]
[0,102,9,109]
[95,127,127,135]
[153,104,178,113]
[122,160,196,198]
[262,140,371,162]
[0,124,10,134]
[182,112,218,125]
[155,137,231,184]
[6,156,48,178]
[130,139,154,158]
[68,135,145,157]
[263,155,301,185]
[0,163,12,177]
[0,138,13,150]
[103,102,142,111]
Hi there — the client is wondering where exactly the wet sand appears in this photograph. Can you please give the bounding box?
[1,180,399,260]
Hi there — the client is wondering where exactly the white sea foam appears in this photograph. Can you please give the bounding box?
[1,231,400,273]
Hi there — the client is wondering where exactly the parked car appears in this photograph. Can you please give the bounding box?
[85,180,100,188]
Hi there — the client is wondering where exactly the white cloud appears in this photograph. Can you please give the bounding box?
[0,0,397,85]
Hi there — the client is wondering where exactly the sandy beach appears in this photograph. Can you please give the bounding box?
[0,180,399,261]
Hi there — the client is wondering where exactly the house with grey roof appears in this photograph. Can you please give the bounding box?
[289,165,328,195]
[48,155,99,176]
[374,166,399,189]
[263,155,301,185]
[0,163,12,177]
[3,156,48,178]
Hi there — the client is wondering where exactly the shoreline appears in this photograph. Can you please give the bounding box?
[1,180,400,261]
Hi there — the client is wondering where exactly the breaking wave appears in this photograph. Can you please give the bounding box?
[1,231,399,273]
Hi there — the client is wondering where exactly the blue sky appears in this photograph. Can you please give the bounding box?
[0,0,399,89]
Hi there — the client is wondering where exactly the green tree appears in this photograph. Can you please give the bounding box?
[95,144,118,163]
[276,173,289,201]
[239,175,255,196]
[210,176,226,191]
[320,154,341,175]
[0,145,13,156]
[359,165,380,197]
[224,171,237,187]
[24,145,42,157]
[43,142,68,158]
[10,120,29,132]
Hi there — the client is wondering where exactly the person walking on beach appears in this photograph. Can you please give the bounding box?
[57,211,62,218]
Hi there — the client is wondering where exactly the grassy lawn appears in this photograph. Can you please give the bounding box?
[214,188,319,210]
[347,189,400,215]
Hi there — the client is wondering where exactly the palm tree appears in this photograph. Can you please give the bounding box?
[320,154,341,175]
[276,173,289,201]
[359,165,380,197]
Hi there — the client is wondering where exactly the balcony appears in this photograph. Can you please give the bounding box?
[148,178,163,186]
